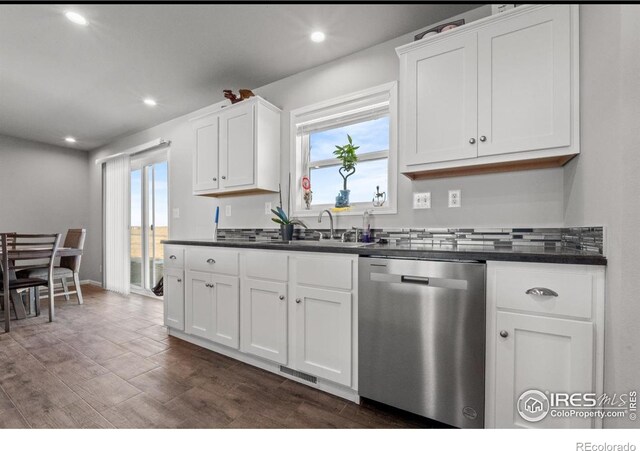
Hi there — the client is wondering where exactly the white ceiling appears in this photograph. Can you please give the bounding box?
[0,3,478,150]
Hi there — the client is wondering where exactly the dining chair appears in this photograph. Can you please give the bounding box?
[1,233,61,332]
[18,228,86,305]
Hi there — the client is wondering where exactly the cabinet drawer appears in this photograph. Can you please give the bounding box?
[164,245,185,269]
[244,251,288,282]
[492,264,595,320]
[187,247,239,276]
[294,255,353,290]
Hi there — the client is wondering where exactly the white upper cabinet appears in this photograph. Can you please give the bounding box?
[192,116,220,192]
[477,6,572,157]
[191,96,281,196]
[397,5,579,179]
[403,32,478,165]
[219,102,255,189]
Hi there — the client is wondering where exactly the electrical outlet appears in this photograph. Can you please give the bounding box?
[413,192,431,209]
[225,205,231,216]
[448,190,461,208]
[265,202,272,215]
[172,208,180,219]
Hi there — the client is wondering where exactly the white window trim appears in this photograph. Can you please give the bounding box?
[289,81,398,217]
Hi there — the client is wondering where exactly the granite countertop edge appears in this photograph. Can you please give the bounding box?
[162,239,607,266]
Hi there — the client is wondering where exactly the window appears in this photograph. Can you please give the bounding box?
[291,82,397,216]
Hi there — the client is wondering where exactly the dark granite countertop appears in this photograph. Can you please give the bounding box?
[163,239,607,266]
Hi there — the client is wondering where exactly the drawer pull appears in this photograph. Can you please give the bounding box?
[169,255,177,260]
[526,287,558,297]
[279,295,285,300]
[177,278,182,283]
[206,258,216,264]
[499,330,509,338]
[295,298,302,304]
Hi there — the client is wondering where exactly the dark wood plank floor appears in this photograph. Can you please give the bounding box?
[0,285,441,429]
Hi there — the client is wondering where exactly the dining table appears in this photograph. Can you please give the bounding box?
[1,246,83,320]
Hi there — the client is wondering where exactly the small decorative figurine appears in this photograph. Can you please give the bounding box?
[302,176,313,210]
[223,89,256,104]
[372,185,387,207]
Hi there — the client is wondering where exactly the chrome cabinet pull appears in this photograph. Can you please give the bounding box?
[279,295,285,300]
[177,278,182,283]
[479,135,487,142]
[221,176,226,180]
[469,138,476,144]
[499,330,509,338]
[526,287,559,297]
[295,298,302,304]
[206,258,215,264]
[169,255,177,260]
[212,177,217,181]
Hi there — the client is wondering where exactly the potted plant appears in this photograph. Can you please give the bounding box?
[271,207,307,241]
[333,134,359,208]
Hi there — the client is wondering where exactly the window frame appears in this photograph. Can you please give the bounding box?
[289,82,398,217]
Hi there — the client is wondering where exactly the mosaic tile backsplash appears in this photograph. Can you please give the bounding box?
[215,226,604,255]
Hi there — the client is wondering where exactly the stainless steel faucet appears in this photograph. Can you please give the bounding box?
[317,209,334,240]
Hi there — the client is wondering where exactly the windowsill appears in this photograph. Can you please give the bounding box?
[292,205,397,218]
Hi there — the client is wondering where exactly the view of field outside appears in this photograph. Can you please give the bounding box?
[130,162,168,289]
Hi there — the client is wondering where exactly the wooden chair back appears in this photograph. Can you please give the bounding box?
[60,229,86,272]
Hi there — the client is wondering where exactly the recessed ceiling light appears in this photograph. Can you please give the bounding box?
[65,136,77,143]
[143,98,157,107]
[310,31,326,43]
[65,11,88,26]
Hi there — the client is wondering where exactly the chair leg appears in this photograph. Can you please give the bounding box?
[61,277,71,302]
[4,292,10,333]
[73,273,83,305]
[48,281,55,322]
[34,288,40,316]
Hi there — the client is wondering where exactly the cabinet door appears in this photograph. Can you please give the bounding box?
[164,268,184,331]
[403,32,478,165]
[294,286,352,386]
[185,270,212,339]
[494,311,594,428]
[477,6,572,156]
[219,103,255,189]
[240,279,288,364]
[210,274,240,349]
[193,117,219,191]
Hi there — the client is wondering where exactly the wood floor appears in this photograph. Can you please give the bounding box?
[0,285,442,429]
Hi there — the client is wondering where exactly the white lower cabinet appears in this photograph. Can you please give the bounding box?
[293,285,352,386]
[163,268,184,331]
[494,311,594,428]
[168,246,357,392]
[240,278,288,364]
[185,269,240,349]
[486,261,605,429]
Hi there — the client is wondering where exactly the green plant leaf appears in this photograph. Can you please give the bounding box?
[271,208,288,222]
[271,218,286,225]
[289,218,308,229]
[276,206,288,222]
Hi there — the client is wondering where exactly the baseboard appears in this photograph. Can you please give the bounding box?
[80,279,102,287]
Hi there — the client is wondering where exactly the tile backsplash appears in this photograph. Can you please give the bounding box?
[215,226,604,255]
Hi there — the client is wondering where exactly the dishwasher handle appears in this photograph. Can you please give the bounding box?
[401,275,430,285]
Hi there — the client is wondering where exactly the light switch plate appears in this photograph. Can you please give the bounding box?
[448,190,461,208]
[172,208,180,219]
[413,192,431,209]
[225,205,231,216]
[265,202,272,215]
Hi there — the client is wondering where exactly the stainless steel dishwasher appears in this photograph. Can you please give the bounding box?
[358,257,486,429]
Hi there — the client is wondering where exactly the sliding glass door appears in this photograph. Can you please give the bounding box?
[130,155,168,293]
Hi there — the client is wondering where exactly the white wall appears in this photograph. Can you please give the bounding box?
[0,134,91,278]
[564,5,640,428]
